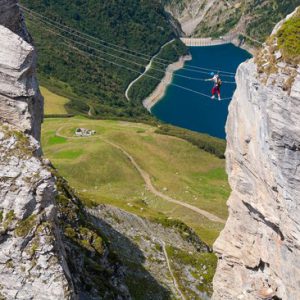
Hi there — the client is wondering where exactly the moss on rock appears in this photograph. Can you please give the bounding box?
[277,8,300,64]
[15,215,36,237]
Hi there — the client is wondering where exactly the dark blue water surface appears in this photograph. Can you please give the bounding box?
[152,44,251,139]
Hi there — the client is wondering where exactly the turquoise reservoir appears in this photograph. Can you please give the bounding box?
[152,44,251,139]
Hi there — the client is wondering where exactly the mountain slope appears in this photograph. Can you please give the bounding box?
[165,0,299,44]
[20,0,186,119]
[163,0,215,36]
[0,2,218,298]
[41,117,228,245]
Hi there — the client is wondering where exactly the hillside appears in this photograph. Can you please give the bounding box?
[19,0,299,121]
[2,0,299,299]
[42,116,229,245]
[41,86,70,115]
[164,0,299,44]
[0,2,225,297]
[20,0,187,119]
[163,0,215,35]
[40,114,230,297]
[57,175,215,299]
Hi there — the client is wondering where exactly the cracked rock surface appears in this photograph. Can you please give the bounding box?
[212,10,300,300]
[0,2,73,299]
[0,0,43,141]
[0,126,73,300]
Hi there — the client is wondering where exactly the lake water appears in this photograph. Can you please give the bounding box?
[152,44,251,139]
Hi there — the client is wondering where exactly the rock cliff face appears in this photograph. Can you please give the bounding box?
[0,125,74,299]
[0,0,30,39]
[0,0,42,141]
[165,0,299,42]
[164,0,215,36]
[0,2,132,299]
[212,10,300,300]
[0,1,74,299]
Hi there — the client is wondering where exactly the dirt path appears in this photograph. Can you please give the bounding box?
[55,127,225,224]
[137,218,185,299]
[98,138,225,224]
[161,241,186,300]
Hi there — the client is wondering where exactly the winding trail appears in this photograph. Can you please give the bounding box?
[125,39,175,101]
[103,138,225,224]
[55,126,225,224]
[161,241,186,300]
[137,218,185,299]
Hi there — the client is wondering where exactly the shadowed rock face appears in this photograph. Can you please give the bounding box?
[212,10,300,300]
[0,0,43,141]
[0,0,25,35]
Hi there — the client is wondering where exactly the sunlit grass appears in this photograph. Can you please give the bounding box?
[42,117,230,245]
[277,8,300,64]
[41,86,69,115]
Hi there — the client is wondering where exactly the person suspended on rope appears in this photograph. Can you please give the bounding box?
[206,72,222,100]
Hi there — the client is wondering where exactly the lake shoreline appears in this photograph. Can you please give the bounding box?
[143,41,252,112]
[231,39,256,56]
[151,44,251,139]
[143,54,192,112]
[125,39,176,101]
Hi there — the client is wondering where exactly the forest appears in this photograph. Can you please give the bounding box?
[20,0,186,119]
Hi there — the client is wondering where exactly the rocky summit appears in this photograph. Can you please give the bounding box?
[212,8,300,300]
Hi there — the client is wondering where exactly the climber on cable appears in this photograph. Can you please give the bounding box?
[206,72,222,100]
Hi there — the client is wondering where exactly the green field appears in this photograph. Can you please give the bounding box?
[42,117,230,245]
[41,86,69,115]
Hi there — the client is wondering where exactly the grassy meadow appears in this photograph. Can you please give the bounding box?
[42,116,230,245]
[41,86,69,115]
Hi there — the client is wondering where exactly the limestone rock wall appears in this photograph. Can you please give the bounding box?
[0,0,43,141]
[0,2,74,299]
[212,11,300,300]
[0,126,73,299]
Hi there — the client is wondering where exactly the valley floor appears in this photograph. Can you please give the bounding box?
[42,116,229,245]
[40,86,230,297]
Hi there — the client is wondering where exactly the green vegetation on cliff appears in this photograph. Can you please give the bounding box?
[54,174,130,297]
[277,8,300,64]
[244,0,299,42]
[166,245,217,297]
[192,0,299,44]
